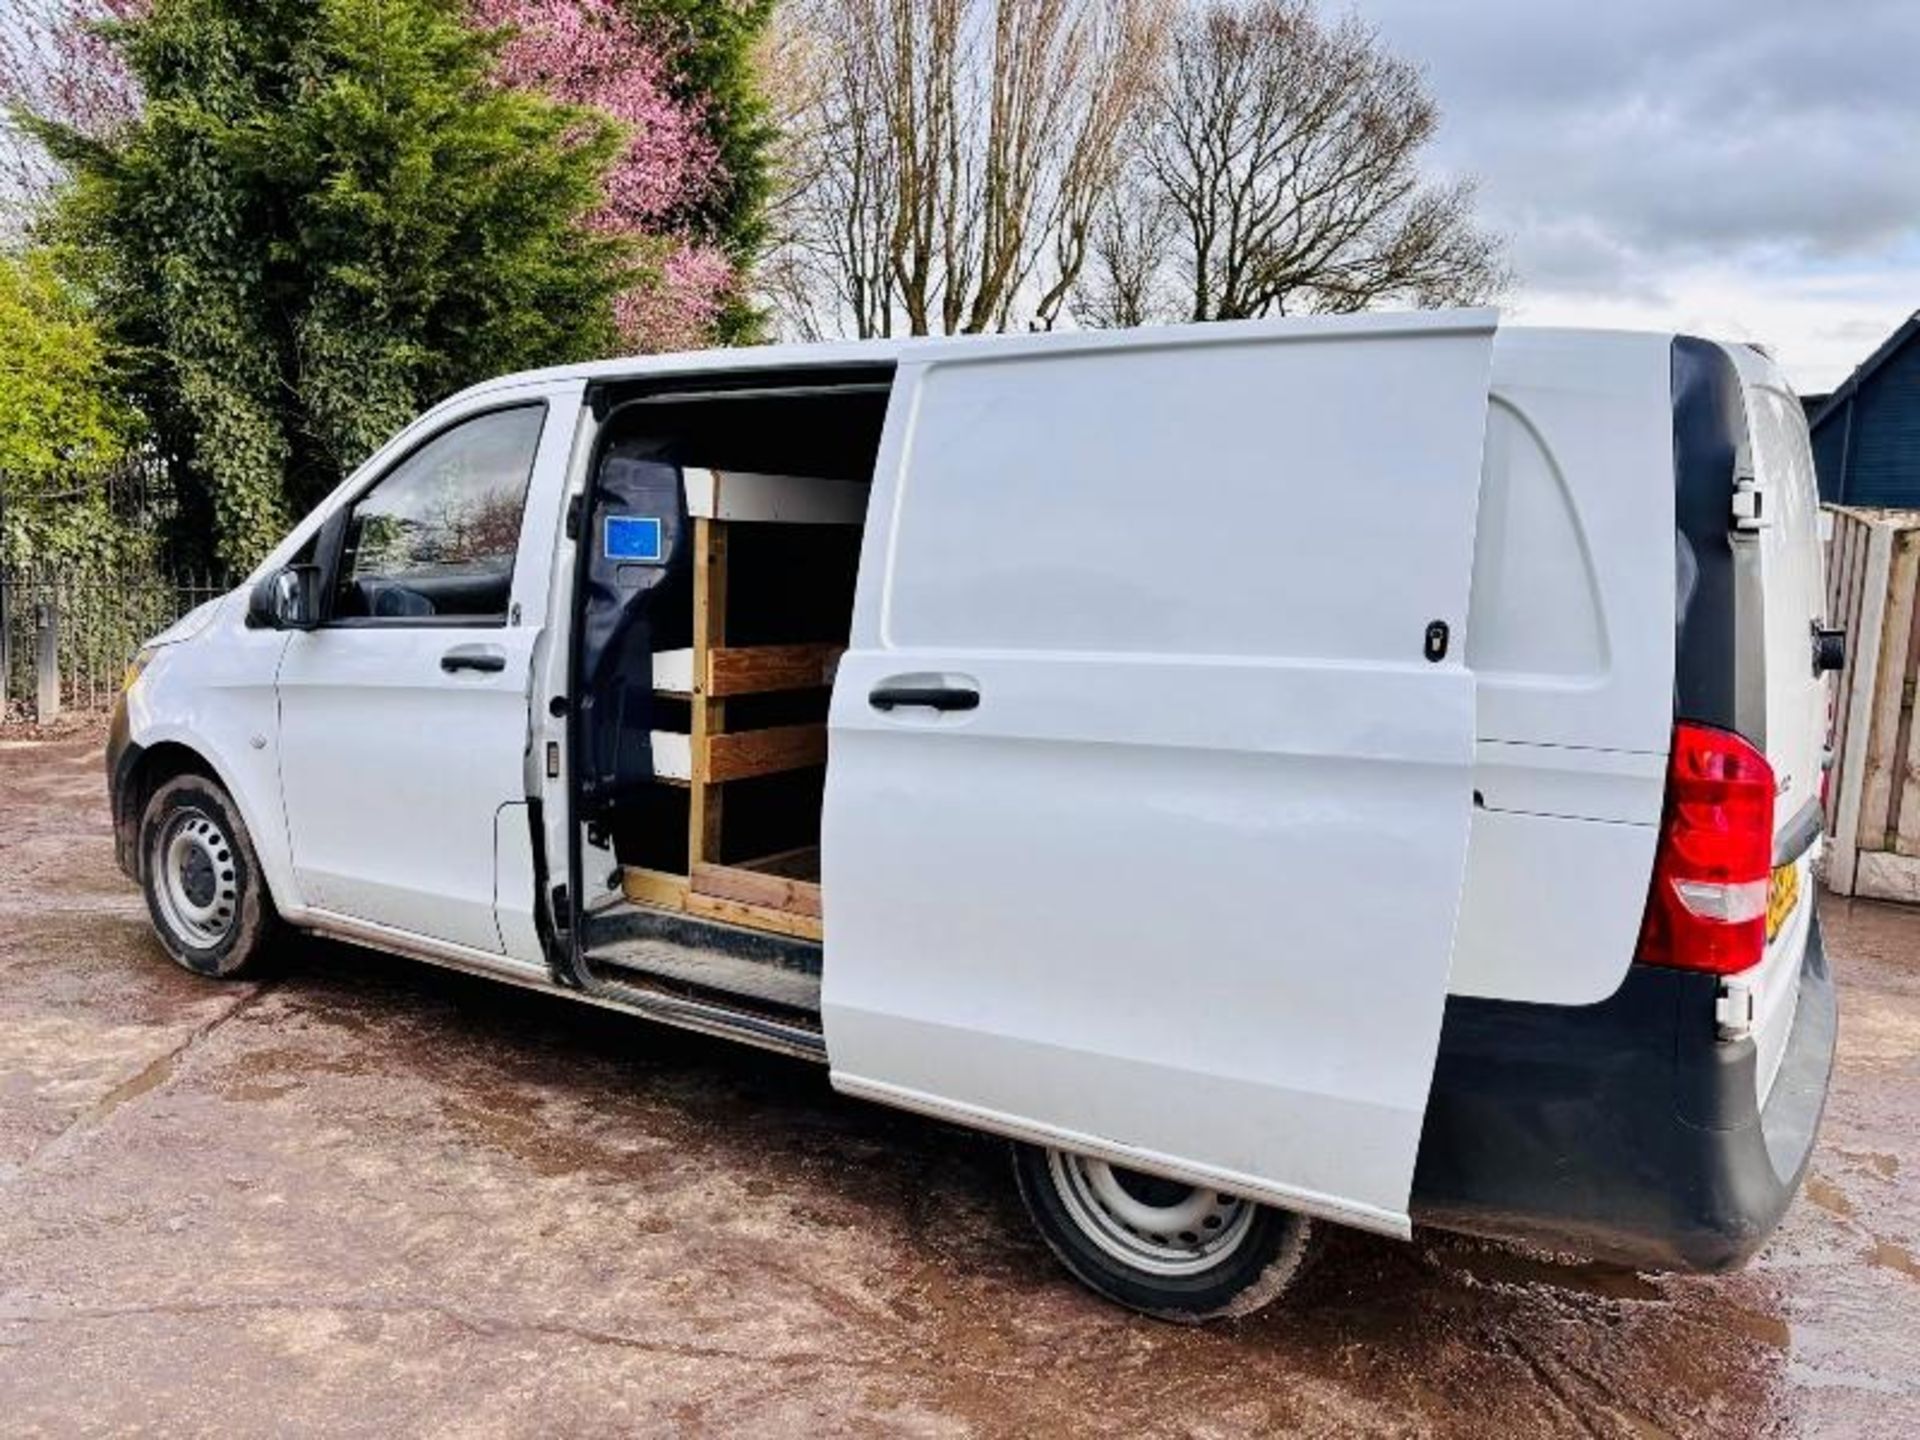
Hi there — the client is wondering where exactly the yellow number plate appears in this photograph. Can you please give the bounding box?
[1766,861,1800,942]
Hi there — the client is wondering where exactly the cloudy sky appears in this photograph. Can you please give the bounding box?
[1357,0,1920,393]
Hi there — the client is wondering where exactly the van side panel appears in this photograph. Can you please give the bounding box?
[1468,331,1677,755]
[823,312,1497,1235]
[1448,331,1673,1004]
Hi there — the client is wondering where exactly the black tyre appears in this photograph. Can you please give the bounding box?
[1011,1142,1314,1321]
[139,773,279,978]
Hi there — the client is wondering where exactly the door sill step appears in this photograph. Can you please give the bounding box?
[583,901,822,1017]
[594,937,821,1013]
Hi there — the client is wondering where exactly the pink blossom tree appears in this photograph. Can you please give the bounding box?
[0,0,146,208]
[472,0,735,351]
[6,0,736,350]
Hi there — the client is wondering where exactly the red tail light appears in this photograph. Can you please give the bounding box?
[1635,722,1775,976]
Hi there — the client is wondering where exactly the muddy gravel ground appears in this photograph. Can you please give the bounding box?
[1,731,1916,1437]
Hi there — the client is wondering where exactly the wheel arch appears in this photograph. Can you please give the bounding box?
[117,736,300,917]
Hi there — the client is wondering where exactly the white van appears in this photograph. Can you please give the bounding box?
[109,312,1843,1320]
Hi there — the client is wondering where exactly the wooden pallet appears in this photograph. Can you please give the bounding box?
[1825,506,1920,902]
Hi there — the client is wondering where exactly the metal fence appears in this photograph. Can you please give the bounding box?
[0,566,232,721]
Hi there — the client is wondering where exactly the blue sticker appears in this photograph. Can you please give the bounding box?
[604,514,665,563]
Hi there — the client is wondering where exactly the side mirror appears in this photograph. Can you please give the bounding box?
[248,564,321,630]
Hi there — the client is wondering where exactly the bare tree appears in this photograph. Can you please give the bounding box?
[1082,0,1507,325]
[757,0,900,338]
[762,0,1167,338]
[1068,169,1173,329]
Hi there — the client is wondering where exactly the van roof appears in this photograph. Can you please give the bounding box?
[450,310,1743,411]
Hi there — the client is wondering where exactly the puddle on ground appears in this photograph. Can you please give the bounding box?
[1864,1240,1920,1281]
[1805,1176,1855,1216]
[1722,1307,1793,1351]
[91,1045,185,1114]
[215,1046,377,1086]
[434,1095,660,1181]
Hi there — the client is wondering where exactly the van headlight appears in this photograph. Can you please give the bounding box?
[123,646,157,692]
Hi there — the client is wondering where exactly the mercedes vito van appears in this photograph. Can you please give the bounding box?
[108,312,1843,1320]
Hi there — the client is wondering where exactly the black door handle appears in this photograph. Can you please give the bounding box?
[870,684,979,712]
[1812,623,1848,675]
[442,646,507,674]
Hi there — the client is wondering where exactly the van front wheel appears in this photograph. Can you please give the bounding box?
[140,774,278,979]
[1011,1142,1314,1321]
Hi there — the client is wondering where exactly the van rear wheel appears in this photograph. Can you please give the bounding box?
[140,774,278,978]
[1010,1142,1314,1321]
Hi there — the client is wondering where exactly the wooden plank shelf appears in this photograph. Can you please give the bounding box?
[652,642,842,699]
[707,723,827,782]
[648,723,825,784]
[622,865,824,942]
[692,860,822,919]
[709,642,842,697]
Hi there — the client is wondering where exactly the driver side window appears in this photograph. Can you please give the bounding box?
[333,404,546,622]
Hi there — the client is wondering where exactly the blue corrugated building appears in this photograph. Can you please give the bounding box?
[1809,312,1920,506]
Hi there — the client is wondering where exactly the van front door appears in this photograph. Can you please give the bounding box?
[276,394,572,957]
[822,313,1496,1236]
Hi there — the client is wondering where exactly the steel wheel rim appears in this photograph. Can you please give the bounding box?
[155,809,239,949]
[1048,1149,1255,1277]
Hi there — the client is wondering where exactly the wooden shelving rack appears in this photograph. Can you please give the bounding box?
[620,470,860,942]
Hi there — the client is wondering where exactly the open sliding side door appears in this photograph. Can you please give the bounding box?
[822,312,1496,1235]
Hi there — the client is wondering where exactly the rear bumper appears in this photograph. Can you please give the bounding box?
[1411,917,1836,1271]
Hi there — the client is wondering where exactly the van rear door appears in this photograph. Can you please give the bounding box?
[822,312,1497,1237]
[1740,363,1829,842]
[1727,350,1832,1097]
